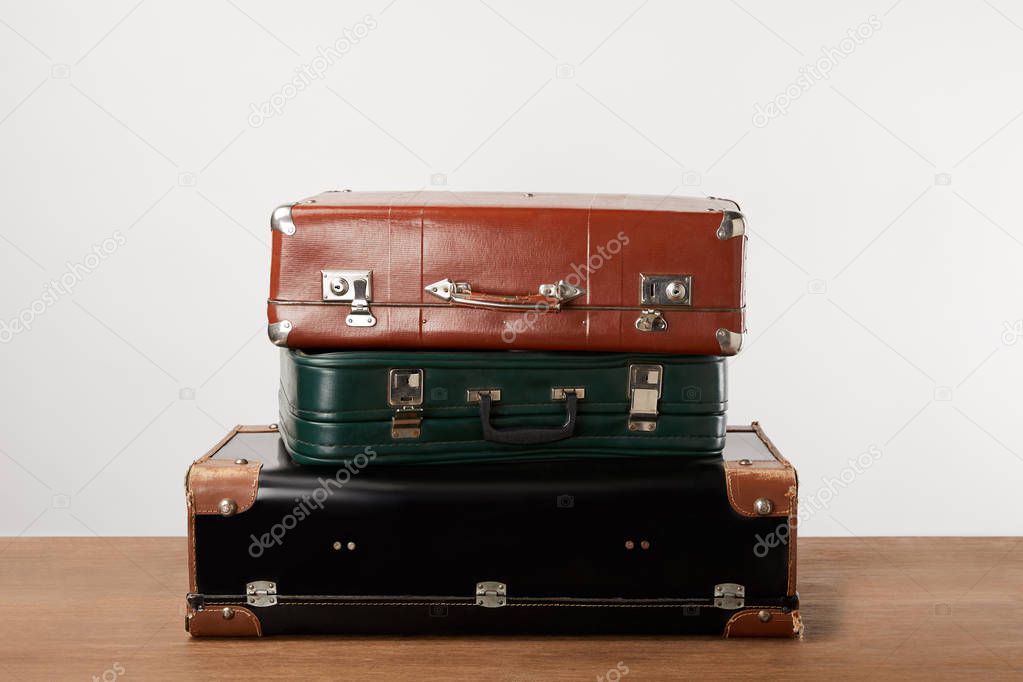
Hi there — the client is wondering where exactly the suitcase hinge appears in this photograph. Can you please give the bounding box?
[713,583,745,610]
[321,269,376,327]
[389,369,424,439]
[246,580,278,607]
[475,581,507,608]
[627,364,663,432]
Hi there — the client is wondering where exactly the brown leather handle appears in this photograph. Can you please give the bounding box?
[424,278,585,311]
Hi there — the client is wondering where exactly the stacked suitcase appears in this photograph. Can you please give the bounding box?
[185,192,802,638]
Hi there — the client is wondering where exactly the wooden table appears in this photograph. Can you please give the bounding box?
[1,538,1020,680]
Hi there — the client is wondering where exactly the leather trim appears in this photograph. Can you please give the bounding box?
[186,426,275,592]
[723,608,803,638]
[188,459,262,515]
[723,420,795,519]
[187,606,263,637]
[724,422,799,595]
[236,424,278,433]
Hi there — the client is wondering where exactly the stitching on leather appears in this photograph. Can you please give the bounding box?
[723,608,790,637]
[787,484,798,595]
[203,601,716,609]
[284,433,724,450]
[187,491,197,593]
[277,412,723,450]
[191,607,262,636]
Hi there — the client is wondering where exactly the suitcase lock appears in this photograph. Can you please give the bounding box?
[321,269,376,327]
[628,364,663,432]
[388,369,424,439]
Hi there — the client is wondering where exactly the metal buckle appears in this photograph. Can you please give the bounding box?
[388,369,423,439]
[628,364,663,432]
[321,269,376,327]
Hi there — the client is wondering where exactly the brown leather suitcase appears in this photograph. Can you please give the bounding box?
[267,191,746,354]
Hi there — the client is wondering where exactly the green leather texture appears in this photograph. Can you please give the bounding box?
[279,349,726,465]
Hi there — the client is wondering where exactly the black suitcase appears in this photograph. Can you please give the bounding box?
[185,424,801,638]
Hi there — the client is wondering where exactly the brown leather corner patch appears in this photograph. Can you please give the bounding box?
[187,606,263,637]
[724,608,803,638]
[724,460,795,518]
[188,458,262,516]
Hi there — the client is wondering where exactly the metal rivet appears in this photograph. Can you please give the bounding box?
[222,607,235,620]
[234,458,248,465]
[753,498,773,515]
[523,192,534,198]
[640,540,650,550]
[346,541,356,551]
[268,424,278,430]
[218,498,237,516]
[624,540,635,550]
[332,541,342,551]
[738,458,752,466]
[758,610,772,623]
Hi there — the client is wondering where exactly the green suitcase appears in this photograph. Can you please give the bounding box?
[279,350,727,465]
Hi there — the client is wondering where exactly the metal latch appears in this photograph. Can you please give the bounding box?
[475,581,507,608]
[321,269,376,327]
[388,369,423,439]
[246,580,278,607]
[628,364,663,432]
[713,583,745,610]
[635,309,667,332]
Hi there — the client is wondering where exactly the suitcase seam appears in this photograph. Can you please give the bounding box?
[279,393,725,417]
[280,432,727,450]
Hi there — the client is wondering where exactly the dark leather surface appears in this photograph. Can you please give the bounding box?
[193,432,793,604]
[268,191,745,353]
[278,349,727,463]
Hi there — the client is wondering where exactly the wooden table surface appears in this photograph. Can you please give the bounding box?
[1,537,1020,680]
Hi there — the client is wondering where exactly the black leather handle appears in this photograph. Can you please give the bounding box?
[478,392,578,445]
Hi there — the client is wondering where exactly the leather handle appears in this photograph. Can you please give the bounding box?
[478,392,578,445]
[424,278,584,312]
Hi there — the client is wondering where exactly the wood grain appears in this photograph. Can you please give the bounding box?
[0,537,1020,680]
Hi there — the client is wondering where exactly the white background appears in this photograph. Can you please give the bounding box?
[1,0,1021,537]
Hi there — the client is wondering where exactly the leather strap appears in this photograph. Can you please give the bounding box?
[479,392,578,445]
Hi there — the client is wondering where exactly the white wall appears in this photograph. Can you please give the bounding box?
[1,0,1020,536]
